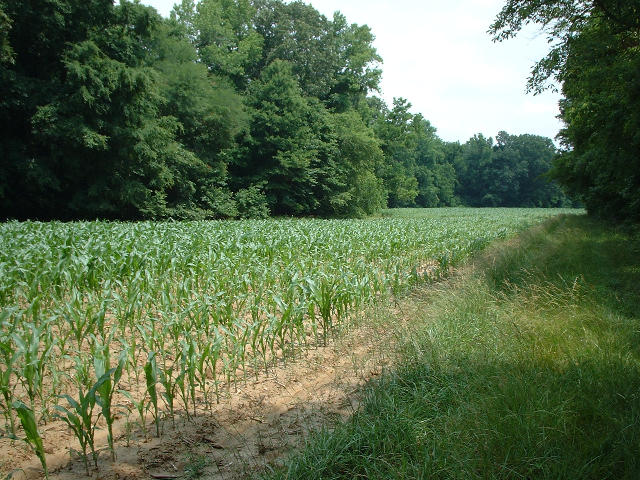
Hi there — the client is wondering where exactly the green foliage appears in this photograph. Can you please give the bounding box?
[13,401,48,478]
[491,0,640,220]
[0,0,113,218]
[327,13,382,111]
[54,364,113,475]
[144,352,160,437]
[0,0,237,220]
[148,20,246,219]
[253,1,381,108]
[371,97,468,208]
[373,98,420,207]
[191,0,263,90]
[32,37,178,218]
[0,0,572,221]
[238,59,325,215]
[235,184,271,219]
[367,97,563,209]
[0,2,13,64]
[315,111,386,218]
[454,133,494,205]
[553,18,640,220]
[454,132,573,207]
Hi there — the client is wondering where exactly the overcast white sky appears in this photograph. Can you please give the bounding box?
[141,0,562,143]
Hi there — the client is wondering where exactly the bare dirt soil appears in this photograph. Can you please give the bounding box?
[2,306,402,480]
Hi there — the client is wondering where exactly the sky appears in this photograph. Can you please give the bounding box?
[141,0,562,144]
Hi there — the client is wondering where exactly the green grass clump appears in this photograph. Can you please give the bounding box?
[266,215,640,479]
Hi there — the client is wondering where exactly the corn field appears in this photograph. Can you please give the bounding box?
[0,208,575,475]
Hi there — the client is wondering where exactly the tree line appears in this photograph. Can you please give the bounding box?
[491,0,640,222]
[0,0,573,221]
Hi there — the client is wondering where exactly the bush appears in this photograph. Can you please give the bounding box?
[234,184,270,219]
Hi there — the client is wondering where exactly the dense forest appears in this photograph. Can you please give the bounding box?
[1,0,574,220]
[491,0,640,222]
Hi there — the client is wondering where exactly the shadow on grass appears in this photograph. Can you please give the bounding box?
[276,355,640,479]
[483,214,640,316]
[263,215,640,479]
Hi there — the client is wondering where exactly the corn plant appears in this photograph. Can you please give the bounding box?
[144,352,160,437]
[249,316,268,378]
[120,390,149,440]
[271,295,292,360]
[12,321,54,415]
[13,400,48,478]
[0,335,17,436]
[207,332,223,403]
[158,355,178,426]
[177,339,198,417]
[63,287,95,350]
[54,363,112,475]
[93,337,125,461]
[309,276,336,345]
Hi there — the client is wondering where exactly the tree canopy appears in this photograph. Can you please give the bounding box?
[0,0,572,220]
[491,0,640,220]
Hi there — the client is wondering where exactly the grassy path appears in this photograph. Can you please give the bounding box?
[265,215,640,479]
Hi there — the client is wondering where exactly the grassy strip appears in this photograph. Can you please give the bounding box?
[264,215,640,479]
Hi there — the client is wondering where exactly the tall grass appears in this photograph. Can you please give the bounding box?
[266,215,640,479]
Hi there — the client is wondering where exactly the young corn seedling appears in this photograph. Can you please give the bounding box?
[249,316,268,378]
[93,339,126,461]
[164,323,185,386]
[272,295,291,360]
[308,276,336,345]
[12,321,53,415]
[223,320,249,387]
[301,279,319,345]
[120,390,149,440]
[64,287,96,350]
[206,332,223,403]
[174,367,189,422]
[13,400,49,478]
[158,353,178,427]
[0,336,17,436]
[194,342,213,410]
[91,291,110,339]
[178,339,198,418]
[144,352,161,437]
[218,325,238,390]
[261,313,279,369]
[230,320,249,383]
[54,364,112,475]
[290,302,306,353]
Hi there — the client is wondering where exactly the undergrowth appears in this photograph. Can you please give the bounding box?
[264,214,640,479]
